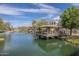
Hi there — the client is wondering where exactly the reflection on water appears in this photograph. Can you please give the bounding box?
[0,33,5,55]
[33,39,79,56]
[0,32,78,56]
[33,39,59,52]
[0,40,5,52]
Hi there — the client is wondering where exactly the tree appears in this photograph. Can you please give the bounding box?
[60,7,79,36]
[5,22,13,31]
[0,18,5,31]
[32,19,48,27]
[18,26,28,32]
[0,18,13,32]
[32,20,37,28]
[37,19,48,27]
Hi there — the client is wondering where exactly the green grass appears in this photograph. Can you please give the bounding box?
[0,38,4,41]
[66,38,79,45]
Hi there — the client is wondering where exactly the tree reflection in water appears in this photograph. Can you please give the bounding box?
[33,39,79,56]
[0,33,5,54]
[33,39,58,53]
[0,40,5,51]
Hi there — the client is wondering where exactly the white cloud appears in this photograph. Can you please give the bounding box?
[34,3,57,9]
[71,3,79,7]
[20,8,54,14]
[33,3,60,14]
[0,4,61,16]
[33,4,61,20]
[49,16,60,23]
[53,16,60,20]
[0,5,22,15]
[19,3,60,14]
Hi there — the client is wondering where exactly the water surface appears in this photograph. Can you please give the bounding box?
[0,32,78,56]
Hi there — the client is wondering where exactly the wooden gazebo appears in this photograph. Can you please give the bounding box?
[34,25,61,39]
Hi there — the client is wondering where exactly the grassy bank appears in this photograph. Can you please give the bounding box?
[66,37,79,45]
[0,38,4,41]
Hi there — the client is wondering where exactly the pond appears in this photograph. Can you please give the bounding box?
[0,32,79,56]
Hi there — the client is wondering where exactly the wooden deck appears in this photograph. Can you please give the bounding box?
[35,32,59,39]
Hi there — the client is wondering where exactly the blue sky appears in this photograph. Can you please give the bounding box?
[0,3,79,28]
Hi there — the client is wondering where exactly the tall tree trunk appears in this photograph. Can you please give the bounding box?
[70,29,72,36]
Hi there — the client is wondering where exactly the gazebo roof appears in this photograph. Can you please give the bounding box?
[39,25,59,28]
